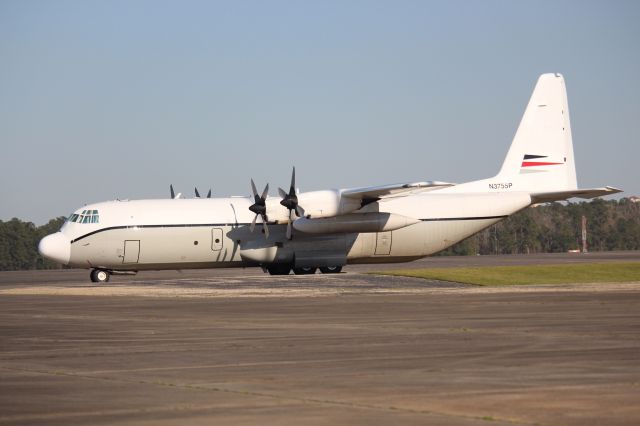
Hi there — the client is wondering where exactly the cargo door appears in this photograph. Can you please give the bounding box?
[374,231,392,255]
[123,240,140,263]
[211,228,223,251]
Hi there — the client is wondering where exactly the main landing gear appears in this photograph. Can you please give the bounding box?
[90,269,111,283]
[266,265,342,276]
[319,266,342,274]
[293,266,317,275]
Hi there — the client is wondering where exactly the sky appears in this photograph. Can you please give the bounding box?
[1,0,638,224]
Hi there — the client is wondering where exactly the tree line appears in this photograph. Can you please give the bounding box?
[439,198,640,256]
[0,199,638,271]
[0,217,66,270]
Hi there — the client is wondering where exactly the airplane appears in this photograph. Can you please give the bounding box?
[39,73,621,282]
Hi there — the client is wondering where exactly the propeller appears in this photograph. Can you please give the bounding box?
[249,179,270,239]
[194,187,213,198]
[278,167,304,239]
[169,184,182,199]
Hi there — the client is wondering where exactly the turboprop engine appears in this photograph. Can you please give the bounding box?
[250,167,367,240]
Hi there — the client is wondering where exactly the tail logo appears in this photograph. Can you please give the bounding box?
[521,154,564,168]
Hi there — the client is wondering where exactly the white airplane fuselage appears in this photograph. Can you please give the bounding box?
[53,191,531,271]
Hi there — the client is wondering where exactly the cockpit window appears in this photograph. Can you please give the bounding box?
[67,210,99,224]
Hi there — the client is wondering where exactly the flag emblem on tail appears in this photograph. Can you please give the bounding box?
[521,154,564,168]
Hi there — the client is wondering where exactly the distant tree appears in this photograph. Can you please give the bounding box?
[438,199,640,256]
[0,218,39,270]
[0,217,65,271]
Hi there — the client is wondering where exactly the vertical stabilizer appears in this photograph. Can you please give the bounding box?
[434,74,620,202]
[497,73,577,192]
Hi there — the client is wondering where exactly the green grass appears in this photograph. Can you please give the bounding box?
[372,262,640,286]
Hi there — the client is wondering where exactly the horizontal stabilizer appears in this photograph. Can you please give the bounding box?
[530,186,622,204]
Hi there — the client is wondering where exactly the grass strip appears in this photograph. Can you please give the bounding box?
[372,262,640,286]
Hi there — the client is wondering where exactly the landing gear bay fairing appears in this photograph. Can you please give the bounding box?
[39,74,621,282]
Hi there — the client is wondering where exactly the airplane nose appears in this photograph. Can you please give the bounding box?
[38,232,71,265]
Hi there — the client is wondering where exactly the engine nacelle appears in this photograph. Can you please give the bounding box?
[296,189,361,219]
[264,189,366,223]
[293,212,420,234]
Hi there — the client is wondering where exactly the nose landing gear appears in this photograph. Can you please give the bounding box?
[90,269,111,283]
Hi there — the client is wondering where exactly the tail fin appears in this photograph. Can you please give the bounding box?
[440,73,622,201]
[496,73,577,192]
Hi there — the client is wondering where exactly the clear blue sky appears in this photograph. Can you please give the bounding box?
[1,0,638,224]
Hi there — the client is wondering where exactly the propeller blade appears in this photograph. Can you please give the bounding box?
[296,205,305,218]
[250,179,258,198]
[249,179,269,236]
[195,187,201,198]
[170,184,175,199]
[250,214,258,232]
[207,189,212,198]
[286,209,295,240]
[280,166,300,215]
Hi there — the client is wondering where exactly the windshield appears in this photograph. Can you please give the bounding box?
[67,209,99,224]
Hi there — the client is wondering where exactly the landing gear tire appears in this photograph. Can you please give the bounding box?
[293,267,317,275]
[319,266,342,274]
[90,269,110,283]
[266,264,291,276]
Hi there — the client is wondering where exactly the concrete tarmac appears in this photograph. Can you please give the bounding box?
[1,252,639,425]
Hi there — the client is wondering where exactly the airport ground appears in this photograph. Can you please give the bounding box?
[0,251,639,425]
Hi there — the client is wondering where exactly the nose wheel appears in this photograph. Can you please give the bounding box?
[90,269,111,283]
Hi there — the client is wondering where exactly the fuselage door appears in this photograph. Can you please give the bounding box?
[374,231,392,255]
[123,240,140,263]
[211,228,223,251]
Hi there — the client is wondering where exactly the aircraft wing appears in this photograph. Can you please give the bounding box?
[530,186,622,204]
[341,181,454,201]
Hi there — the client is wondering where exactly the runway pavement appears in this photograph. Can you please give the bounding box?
[1,252,639,425]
